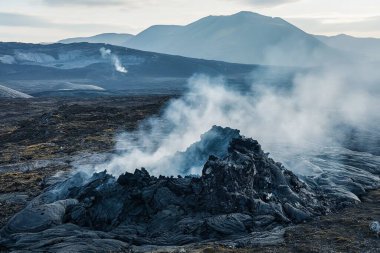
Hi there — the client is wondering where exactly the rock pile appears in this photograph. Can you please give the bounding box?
[0,127,340,251]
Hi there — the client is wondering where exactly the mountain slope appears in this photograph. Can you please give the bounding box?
[126,11,339,66]
[59,33,134,47]
[0,42,289,96]
[315,34,380,61]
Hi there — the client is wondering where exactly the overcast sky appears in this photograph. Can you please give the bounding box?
[1,0,379,42]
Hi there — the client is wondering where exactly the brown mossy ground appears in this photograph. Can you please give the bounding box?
[0,166,71,228]
[0,96,171,164]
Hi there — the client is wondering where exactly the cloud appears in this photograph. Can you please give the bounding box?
[242,0,301,7]
[42,0,126,6]
[287,15,380,36]
[0,12,49,27]
[0,12,124,31]
[43,0,300,8]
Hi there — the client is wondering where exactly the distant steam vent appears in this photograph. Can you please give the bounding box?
[100,47,128,73]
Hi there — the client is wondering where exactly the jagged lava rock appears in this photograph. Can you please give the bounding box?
[200,137,319,219]
[1,126,329,250]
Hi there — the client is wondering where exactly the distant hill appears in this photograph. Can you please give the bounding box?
[125,11,340,66]
[58,33,134,47]
[315,34,380,62]
[0,42,295,97]
[56,13,380,67]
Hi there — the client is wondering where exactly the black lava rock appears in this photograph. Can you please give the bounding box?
[0,127,333,251]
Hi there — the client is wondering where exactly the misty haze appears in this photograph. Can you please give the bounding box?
[0,1,379,252]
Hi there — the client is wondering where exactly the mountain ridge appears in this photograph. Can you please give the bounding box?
[58,33,134,47]
[1,42,284,96]
[124,11,340,66]
[315,33,380,61]
[56,12,379,65]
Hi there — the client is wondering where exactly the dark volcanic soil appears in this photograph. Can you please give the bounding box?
[0,96,172,164]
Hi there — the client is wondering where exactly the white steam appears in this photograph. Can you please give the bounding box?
[84,61,379,177]
[99,47,128,73]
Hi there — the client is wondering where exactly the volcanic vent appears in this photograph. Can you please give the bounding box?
[1,126,330,251]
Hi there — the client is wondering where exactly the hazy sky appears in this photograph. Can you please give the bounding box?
[1,0,379,42]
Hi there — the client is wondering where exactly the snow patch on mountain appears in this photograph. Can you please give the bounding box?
[0,84,33,98]
[15,52,56,63]
[0,55,16,64]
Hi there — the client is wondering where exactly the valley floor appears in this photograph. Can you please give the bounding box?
[0,96,379,252]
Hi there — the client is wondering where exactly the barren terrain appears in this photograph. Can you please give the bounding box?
[0,96,379,252]
[0,96,170,229]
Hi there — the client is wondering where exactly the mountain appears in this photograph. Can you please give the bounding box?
[125,11,339,66]
[315,34,380,62]
[58,33,134,47]
[0,42,293,97]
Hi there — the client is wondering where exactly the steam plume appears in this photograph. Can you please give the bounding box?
[99,47,128,73]
[83,60,379,177]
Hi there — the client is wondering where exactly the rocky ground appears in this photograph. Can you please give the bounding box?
[189,189,380,253]
[0,96,172,164]
[0,96,171,229]
[0,96,379,252]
